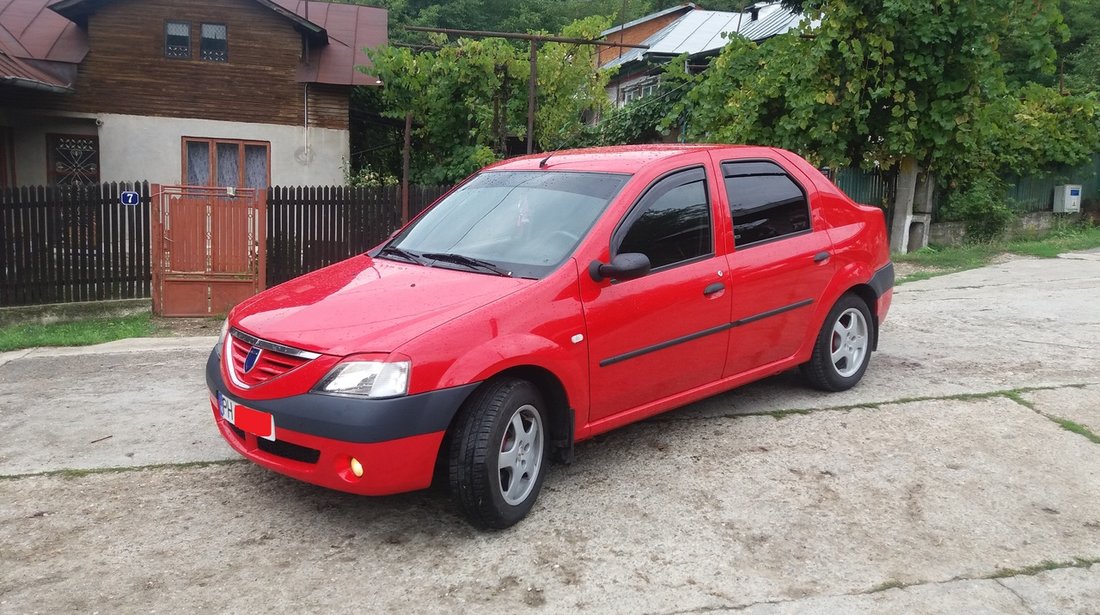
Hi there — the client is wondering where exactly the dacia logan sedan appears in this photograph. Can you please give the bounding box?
[207,145,893,528]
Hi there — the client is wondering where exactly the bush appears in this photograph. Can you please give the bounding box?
[939,172,1016,242]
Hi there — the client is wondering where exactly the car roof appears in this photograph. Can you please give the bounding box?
[485,144,764,174]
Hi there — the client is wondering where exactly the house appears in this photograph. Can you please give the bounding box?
[600,2,800,107]
[0,0,386,188]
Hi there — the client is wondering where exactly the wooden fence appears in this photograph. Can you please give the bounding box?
[266,184,449,286]
[0,182,151,307]
[0,182,448,308]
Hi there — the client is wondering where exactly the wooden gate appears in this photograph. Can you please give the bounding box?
[151,185,266,317]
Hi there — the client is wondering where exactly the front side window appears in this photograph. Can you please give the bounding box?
[722,161,811,247]
[201,24,228,62]
[165,21,191,59]
[616,167,712,270]
[384,171,630,279]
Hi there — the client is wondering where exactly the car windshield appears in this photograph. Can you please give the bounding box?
[380,171,630,279]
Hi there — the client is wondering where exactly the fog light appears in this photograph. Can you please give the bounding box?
[349,457,364,478]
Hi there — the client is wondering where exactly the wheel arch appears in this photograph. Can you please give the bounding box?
[845,283,880,351]
[434,365,574,482]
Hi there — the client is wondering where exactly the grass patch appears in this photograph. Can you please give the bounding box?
[0,312,153,352]
[1004,224,1100,258]
[1049,418,1100,445]
[868,580,906,593]
[0,459,245,481]
[990,558,1100,579]
[894,222,1100,282]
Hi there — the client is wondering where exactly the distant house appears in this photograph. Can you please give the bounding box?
[600,2,800,108]
[0,0,386,188]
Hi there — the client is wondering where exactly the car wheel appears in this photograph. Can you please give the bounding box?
[448,378,548,529]
[801,293,873,392]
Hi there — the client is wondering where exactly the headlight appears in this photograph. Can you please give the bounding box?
[317,361,410,398]
[216,319,229,355]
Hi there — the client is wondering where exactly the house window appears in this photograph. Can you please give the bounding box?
[201,24,228,62]
[47,134,101,186]
[165,21,191,58]
[183,138,269,188]
[623,78,660,104]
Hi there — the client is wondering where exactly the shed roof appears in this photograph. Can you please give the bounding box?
[0,0,86,63]
[601,3,800,70]
[274,0,386,87]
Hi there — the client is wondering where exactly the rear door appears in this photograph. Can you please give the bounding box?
[716,157,835,377]
[581,164,732,422]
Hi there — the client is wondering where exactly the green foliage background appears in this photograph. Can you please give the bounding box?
[344,0,1100,237]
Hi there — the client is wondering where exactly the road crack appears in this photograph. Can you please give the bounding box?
[645,557,1100,615]
[645,383,1100,426]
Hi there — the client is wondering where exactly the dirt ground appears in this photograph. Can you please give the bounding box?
[3,251,1100,614]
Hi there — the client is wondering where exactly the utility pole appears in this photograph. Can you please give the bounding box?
[405,26,647,155]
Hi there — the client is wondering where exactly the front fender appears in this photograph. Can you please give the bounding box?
[437,332,589,422]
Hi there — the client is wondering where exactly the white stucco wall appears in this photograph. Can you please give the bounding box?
[8,111,349,186]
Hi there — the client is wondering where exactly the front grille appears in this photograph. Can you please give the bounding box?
[257,438,321,464]
[229,333,311,387]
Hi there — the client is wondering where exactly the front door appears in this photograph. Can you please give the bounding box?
[582,166,731,423]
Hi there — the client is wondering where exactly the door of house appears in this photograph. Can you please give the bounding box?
[151,185,266,317]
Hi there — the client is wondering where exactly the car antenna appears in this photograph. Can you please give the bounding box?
[539,151,554,168]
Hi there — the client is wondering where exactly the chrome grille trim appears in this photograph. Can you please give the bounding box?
[229,329,321,360]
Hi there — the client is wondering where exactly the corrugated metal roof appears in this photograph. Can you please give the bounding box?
[601,3,800,70]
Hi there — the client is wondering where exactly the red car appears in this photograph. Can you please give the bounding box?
[207,145,893,528]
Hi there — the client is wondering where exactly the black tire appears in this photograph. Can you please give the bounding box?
[448,378,548,529]
[801,293,874,392]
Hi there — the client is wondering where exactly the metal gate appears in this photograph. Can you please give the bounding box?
[151,185,266,317]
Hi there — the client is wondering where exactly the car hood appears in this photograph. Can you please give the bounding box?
[233,255,530,357]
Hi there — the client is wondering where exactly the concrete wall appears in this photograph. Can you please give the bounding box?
[6,111,349,186]
[928,211,1081,247]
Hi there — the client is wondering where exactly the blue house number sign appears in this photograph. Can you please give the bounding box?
[120,191,140,206]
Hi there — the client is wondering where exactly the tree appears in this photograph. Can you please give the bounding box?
[677,0,1089,250]
[361,17,613,184]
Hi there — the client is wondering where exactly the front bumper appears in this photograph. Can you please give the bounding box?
[206,350,478,495]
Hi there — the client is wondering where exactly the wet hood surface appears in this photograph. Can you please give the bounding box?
[233,255,530,357]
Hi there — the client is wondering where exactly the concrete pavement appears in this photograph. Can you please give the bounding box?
[1,253,1099,614]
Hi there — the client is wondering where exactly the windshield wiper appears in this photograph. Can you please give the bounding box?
[421,252,512,277]
[377,246,425,265]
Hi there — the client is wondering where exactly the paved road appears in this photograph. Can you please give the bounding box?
[2,253,1099,614]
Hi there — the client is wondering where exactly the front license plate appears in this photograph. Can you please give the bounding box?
[219,393,276,441]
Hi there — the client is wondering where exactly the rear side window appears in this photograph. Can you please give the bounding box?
[722,161,810,247]
[616,167,712,270]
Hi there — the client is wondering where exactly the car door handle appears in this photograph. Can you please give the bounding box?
[703,282,725,296]
[814,251,831,263]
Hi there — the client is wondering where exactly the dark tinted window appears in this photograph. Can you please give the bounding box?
[617,168,712,269]
[722,161,810,247]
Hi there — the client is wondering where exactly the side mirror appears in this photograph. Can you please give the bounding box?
[588,253,651,282]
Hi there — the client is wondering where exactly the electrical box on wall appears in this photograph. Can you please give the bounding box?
[1053,185,1082,213]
